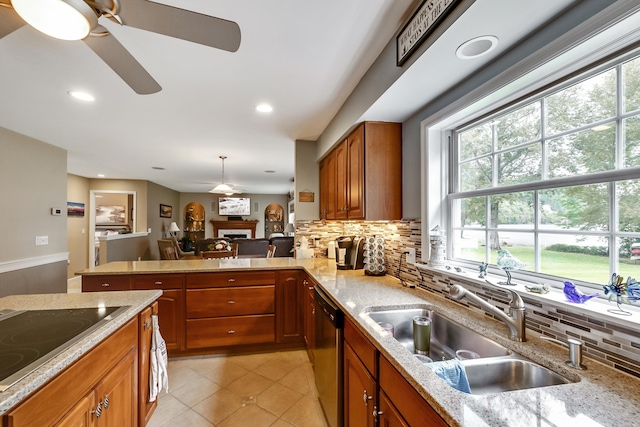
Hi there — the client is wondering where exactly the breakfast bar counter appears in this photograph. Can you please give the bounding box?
[77,258,640,427]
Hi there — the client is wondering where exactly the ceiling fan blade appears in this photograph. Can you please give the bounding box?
[83,26,161,94]
[117,0,241,52]
[0,4,26,39]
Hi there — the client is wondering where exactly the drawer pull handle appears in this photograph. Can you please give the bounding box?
[363,390,373,405]
[144,319,152,330]
[228,278,236,282]
[101,283,110,287]
[92,402,103,419]
[154,281,163,285]
[228,300,235,304]
[103,394,110,410]
[228,330,236,334]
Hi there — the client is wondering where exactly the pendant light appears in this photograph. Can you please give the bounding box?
[209,156,237,195]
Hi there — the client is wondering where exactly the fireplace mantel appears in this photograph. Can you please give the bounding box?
[210,220,258,238]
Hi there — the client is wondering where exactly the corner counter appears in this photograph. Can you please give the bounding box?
[76,259,639,426]
[0,290,161,415]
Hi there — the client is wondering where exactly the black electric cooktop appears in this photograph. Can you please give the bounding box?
[0,306,128,392]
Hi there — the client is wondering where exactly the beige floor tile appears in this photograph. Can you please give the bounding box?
[253,358,296,381]
[205,361,249,387]
[175,355,228,376]
[227,352,275,371]
[281,396,327,427]
[278,367,311,395]
[146,395,190,427]
[227,371,275,397]
[271,420,296,427]
[217,403,277,427]
[275,350,309,366]
[171,376,222,407]
[167,364,204,391]
[256,383,303,417]
[159,409,215,427]
[192,388,243,425]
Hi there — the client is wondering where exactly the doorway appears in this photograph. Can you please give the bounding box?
[89,190,136,266]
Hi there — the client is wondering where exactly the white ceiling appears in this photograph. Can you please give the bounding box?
[0,0,629,195]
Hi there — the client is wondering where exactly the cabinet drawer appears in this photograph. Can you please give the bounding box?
[82,275,131,292]
[379,356,447,427]
[132,274,183,290]
[186,285,275,318]
[186,271,276,288]
[344,317,377,376]
[186,315,275,348]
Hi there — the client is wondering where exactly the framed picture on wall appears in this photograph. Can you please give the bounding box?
[67,202,85,217]
[160,204,172,218]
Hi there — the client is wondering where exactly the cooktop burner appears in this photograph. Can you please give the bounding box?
[0,306,129,392]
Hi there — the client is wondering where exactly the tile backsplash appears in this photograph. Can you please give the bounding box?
[295,219,640,378]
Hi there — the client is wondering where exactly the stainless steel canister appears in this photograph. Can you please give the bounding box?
[413,316,431,355]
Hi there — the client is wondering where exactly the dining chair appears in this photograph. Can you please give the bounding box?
[164,247,179,260]
[266,245,276,258]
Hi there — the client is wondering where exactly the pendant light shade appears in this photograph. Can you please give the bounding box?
[13,0,98,40]
[209,156,239,195]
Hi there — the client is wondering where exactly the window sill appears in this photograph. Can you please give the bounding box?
[415,262,640,329]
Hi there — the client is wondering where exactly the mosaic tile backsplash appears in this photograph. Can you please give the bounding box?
[295,219,640,379]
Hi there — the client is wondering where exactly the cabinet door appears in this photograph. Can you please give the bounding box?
[276,270,304,343]
[320,150,337,220]
[96,350,137,427]
[378,391,408,427]
[157,289,184,351]
[335,139,349,220]
[346,124,365,219]
[344,343,376,427]
[138,303,158,427]
[55,391,96,427]
[303,276,315,362]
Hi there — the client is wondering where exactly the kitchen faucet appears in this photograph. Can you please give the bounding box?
[449,284,526,342]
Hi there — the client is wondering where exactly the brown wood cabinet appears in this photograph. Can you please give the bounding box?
[276,270,304,343]
[138,302,158,427]
[319,122,402,221]
[82,275,131,292]
[343,317,447,427]
[132,275,184,351]
[5,318,139,427]
[303,274,316,362]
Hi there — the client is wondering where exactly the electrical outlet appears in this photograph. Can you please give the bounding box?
[35,236,48,246]
[405,247,416,265]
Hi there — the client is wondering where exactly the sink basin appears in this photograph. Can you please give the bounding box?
[366,307,511,361]
[462,357,571,394]
[365,306,574,394]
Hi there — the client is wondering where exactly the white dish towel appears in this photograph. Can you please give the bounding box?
[149,314,169,402]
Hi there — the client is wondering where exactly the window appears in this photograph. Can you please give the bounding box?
[450,53,640,289]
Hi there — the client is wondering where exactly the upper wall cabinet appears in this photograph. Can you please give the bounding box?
[319,122,402,221]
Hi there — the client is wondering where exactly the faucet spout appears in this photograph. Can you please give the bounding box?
[449,284,526,342]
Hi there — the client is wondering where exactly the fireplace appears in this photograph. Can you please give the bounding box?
[211,220,258,239]
[218,229,252,239]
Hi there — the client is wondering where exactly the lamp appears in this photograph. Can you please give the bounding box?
[12,0,98,40]
[209,155,239,195]
[284,223,295,237]
[168,222,180,238]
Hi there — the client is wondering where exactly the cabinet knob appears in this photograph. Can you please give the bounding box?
[228,330,236,334]
[101,283,110,287]
[373,406,383,419]
[92,402,103,419]
[144,319,152,330]
[363,390,373,405]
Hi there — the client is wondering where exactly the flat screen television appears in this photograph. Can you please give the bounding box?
[218,197,251,216]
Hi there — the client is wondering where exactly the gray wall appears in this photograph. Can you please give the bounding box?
[295,140,319,220]
[0,127,68,295]
[147,181,181,259]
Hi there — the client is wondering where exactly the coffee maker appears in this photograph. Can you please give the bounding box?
[335,236,365,270]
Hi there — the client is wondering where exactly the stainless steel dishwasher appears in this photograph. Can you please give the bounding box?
[314,286,343,427]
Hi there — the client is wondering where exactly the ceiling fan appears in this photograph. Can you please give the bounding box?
[0,0,241,94]
[209,155,242,195]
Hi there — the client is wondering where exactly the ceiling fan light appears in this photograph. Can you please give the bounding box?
[13,0,98,40]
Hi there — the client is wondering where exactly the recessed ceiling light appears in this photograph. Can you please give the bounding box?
[68,90,95,102]
[97,174,105,178]
[456,35,499,59]
[256,103,273,113]
[265,170,275,173]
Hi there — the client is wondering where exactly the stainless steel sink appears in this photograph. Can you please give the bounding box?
[366,307,511,361]
[463,357,571,394]
[365,306,573,394]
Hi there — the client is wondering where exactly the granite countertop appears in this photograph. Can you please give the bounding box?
[77,258,639,426]
[0,290,161,415]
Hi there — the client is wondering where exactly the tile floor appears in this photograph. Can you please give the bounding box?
[147,350,329,427]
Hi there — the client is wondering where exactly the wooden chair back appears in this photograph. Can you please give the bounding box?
[201,250,233,259]
[164,247,179,260]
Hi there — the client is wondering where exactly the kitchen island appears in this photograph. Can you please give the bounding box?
[0,290,161,425]
[78,258,640,427]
